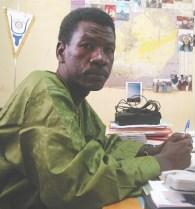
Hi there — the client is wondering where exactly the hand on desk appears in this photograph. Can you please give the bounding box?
[154,132,193,171]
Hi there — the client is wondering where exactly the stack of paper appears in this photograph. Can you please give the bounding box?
[107,122,173,141]
[150,190,195,208]
[144,180,195,209]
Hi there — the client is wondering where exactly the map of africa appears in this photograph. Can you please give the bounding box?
[106,9,189,88]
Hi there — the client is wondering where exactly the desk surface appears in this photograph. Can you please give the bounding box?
[103,197,144,209]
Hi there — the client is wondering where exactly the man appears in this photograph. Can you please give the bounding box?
[0,7,192,209]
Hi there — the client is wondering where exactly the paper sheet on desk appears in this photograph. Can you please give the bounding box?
[110,122,171,129]
[150,190,195,208]
[145,180,195,208]
[148,180,169,192]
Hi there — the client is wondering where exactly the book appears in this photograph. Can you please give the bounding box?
[107,122,173,141]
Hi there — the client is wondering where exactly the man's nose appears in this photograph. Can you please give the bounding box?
[90,47,107,64]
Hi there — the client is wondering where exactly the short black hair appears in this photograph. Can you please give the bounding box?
[58,7,115,44]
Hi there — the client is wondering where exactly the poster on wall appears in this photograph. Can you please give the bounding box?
[5,8,34,57]
[104,4,117,19]
[106,9,194,88]
[71,0,85,10]
[176,16,194,30]
[152,74,192,92]
[178,31,193,52]
[116,2,130,20]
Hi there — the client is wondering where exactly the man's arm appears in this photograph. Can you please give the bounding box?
[19,91,160,209]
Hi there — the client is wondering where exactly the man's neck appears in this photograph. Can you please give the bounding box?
[56,69,89,106]
[68,83,89,106]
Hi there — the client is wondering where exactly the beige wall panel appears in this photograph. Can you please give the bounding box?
[0,0,70,105]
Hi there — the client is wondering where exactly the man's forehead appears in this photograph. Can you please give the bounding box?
[76,21,115,42]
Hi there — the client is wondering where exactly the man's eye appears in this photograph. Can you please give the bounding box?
[104,47,114,54]
[81,43,94,50]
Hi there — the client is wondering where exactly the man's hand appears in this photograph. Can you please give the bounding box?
[154,133,193,171]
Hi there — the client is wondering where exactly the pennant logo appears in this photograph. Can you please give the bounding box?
[5,8,34,56]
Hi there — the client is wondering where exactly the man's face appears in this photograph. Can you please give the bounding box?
[59,21,115,91]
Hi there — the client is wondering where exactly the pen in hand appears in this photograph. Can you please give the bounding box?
[184,119,190,133]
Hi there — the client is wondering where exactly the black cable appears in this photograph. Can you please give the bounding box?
[115,95,161,113]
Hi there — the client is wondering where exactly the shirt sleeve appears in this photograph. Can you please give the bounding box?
[20,89,160,209]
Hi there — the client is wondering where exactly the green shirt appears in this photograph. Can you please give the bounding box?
[0,71,160,209]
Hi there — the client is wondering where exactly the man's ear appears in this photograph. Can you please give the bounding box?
[56,41,66,63]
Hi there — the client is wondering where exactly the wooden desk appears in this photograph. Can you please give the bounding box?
[103,197,144,209]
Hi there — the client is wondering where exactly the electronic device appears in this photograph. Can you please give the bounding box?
[126,81,142,103]
[160,170,195,192]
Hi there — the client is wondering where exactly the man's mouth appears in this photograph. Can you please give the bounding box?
[86,73,106,81]
[85,68,109,79]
